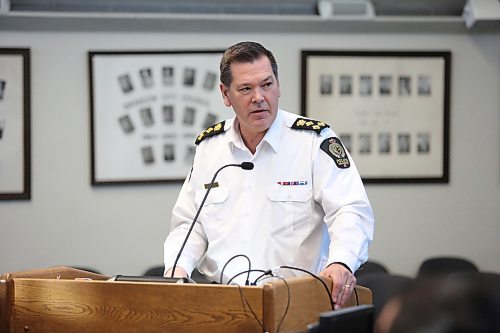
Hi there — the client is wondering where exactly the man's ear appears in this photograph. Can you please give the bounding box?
[220,83,232,107]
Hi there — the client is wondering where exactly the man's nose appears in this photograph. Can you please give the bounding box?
[252,89,264,104]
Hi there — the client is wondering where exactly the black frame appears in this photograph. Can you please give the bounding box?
[0,48,31,200]
[301,50,451,184]
[89,50,225,185]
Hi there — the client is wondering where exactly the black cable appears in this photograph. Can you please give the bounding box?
[220,254,252,285]
[236,284,265,331]
[258,275,291,333]
[170,163,248,278]
[279,265,335,311]
[251,269,273,286]
[227,269,268,286]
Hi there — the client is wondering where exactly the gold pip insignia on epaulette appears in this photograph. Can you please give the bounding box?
[195,121,226,145]
[291,117,330,134]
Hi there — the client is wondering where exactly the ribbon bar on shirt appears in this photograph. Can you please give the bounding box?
[277,181,308,186]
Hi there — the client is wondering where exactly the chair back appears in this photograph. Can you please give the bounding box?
[417,257,478,279]
[356,273,413,319]
[355,261,389,278]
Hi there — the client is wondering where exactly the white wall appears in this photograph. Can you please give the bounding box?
[1,22,499,277]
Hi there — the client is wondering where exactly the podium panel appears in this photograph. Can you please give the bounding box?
[1,266,371,333]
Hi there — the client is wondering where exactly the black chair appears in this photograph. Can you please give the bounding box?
[448,271,500,295]
[417,256,478,280]
[355,260,389,278]
[356,273,413,319]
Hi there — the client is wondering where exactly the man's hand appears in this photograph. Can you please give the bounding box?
[165,266,188,278]
[319,263,356,310]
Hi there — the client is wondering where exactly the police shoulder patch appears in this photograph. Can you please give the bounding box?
[195,121,226,145]
[291,117,330,134]
[320,137,350,169]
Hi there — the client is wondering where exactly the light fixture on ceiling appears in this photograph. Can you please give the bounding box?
[0,0,11,15]
[317,0,375,19]
[463,0,500,28]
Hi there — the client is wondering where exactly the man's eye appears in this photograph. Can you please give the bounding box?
[263,82,273,88]
[239,87,250,93]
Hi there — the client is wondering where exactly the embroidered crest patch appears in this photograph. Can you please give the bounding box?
[291,117,330,134]
[320,137,350,169]
[195,121,226,145]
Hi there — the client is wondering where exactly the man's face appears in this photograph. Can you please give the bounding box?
[220,56,280,137]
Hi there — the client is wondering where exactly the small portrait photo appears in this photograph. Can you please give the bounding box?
[339,133,352,153]
[203,113,217,129]
[141,146,155,165]
[320,74,333,95]
[140,107,154,127]
[162,66,174,86]
[359,75,372,96]
[0,80,6,100]
[183,107,196,126]
[139,67,154,88]
[379,75,392,96]
[118,114,135,134]
[183,68,196,87]
[418,75,432,96]
[398,76,412,96]
[359,133,372,154]
[339,75,352,95]
[203,71,217,91]
[0,120,5,140]
[378,132,391,154]
[118,74,134,94]
[163,105,174,124]
[417,132,431,154]
[163,143,175,161]
[398,133,411,154]
[184,145,196,165]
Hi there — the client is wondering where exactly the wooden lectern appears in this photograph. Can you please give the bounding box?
[0,266,371,333]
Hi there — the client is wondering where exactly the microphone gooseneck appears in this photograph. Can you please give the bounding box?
[170,162,253,278]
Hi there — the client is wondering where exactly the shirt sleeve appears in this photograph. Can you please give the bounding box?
[163,151,209,276]
[312,129,375,273]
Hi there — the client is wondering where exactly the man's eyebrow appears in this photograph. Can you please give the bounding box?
[261,75,273,82]
[235,75,274,88]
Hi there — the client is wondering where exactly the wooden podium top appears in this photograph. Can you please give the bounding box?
[0,266,371,333]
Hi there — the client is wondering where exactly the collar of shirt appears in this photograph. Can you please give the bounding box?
[227,109,283,154]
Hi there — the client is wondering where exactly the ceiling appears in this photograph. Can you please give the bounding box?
[7,0,469,16]
[2,0,499,33]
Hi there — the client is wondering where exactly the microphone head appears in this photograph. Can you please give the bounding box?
[241,162,254,170]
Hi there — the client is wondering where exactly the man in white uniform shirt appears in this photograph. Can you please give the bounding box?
[164,41,374,309]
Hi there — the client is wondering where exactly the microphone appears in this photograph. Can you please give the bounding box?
[240,162,254,170]
[170,162,254,278]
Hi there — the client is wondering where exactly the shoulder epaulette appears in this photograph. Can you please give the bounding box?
[291,117,330,134]
[195,121,226,145]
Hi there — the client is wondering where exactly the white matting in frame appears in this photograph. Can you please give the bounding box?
[89,50,232,185]
[301,50,451,183]
[0,48,31,200]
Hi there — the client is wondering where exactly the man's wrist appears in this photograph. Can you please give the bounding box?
[327,262,352,273]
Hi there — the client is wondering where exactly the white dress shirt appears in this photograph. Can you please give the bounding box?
[164,109,374,284]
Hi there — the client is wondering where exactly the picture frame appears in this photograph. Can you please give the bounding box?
[89,50,231,185]
[301,50,451,183]
[0,48,31,200]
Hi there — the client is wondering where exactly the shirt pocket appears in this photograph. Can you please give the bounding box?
[195,186,230,207]
[266,184,313,237]
[195,187,231,239]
